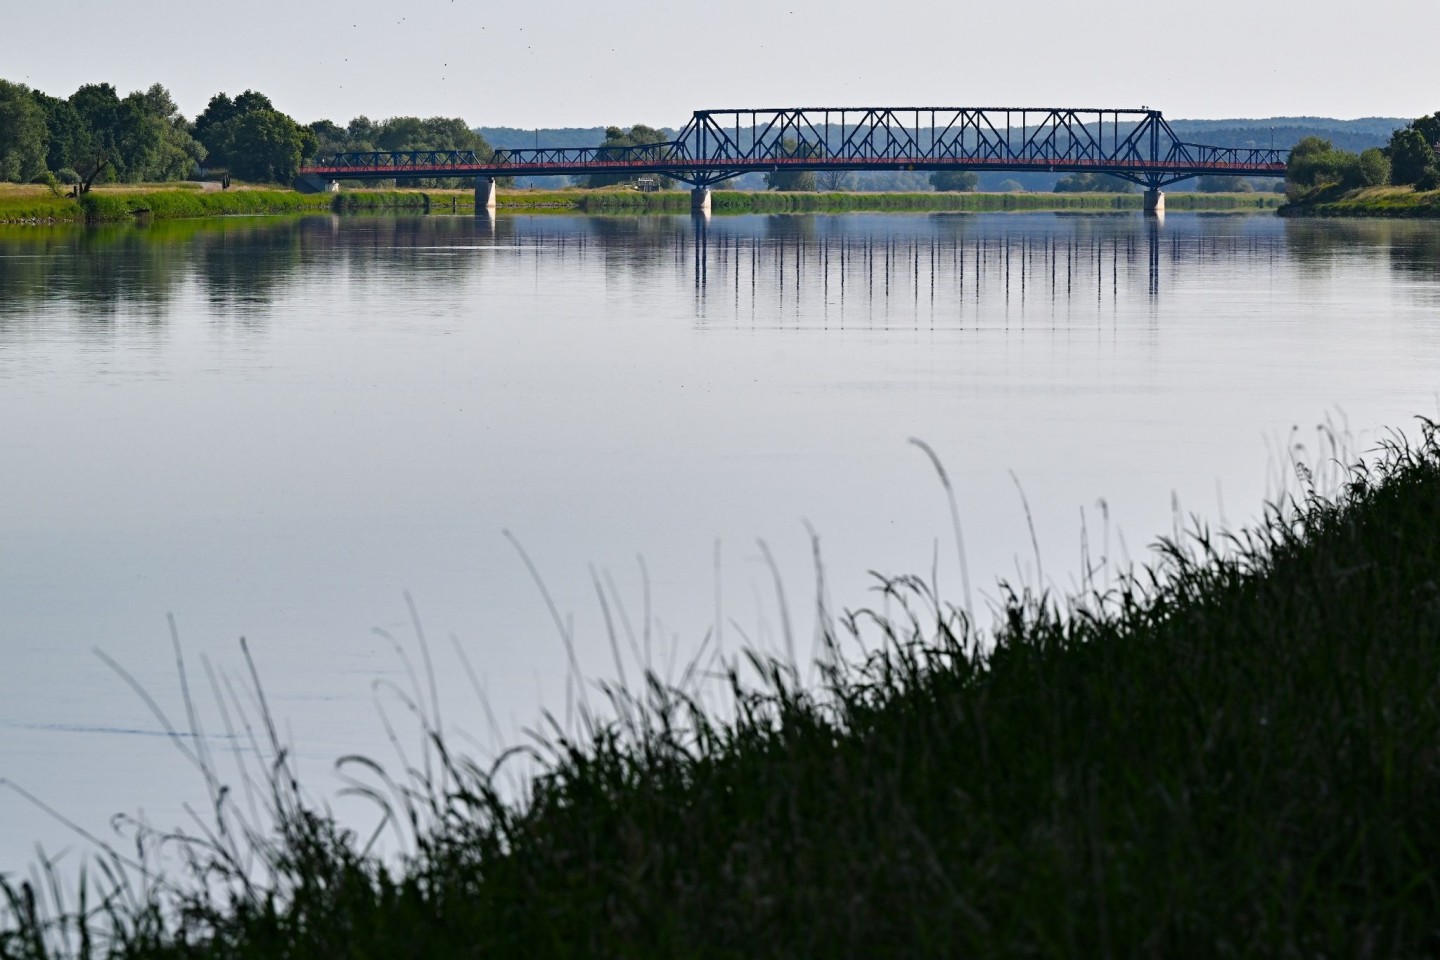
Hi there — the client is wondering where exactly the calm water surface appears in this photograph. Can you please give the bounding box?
[2,211,1437,866]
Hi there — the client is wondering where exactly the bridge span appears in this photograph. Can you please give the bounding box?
[299,106,1288,215]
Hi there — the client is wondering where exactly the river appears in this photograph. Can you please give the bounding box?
[1,210,1437,869]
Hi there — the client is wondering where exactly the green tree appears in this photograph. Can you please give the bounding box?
[67,83,124,191]
[1356,147,1391,188]
[114,84,205,182]
[1195,174,1253,193]
[307,119,347,157]
[1387,128,1435,186]
[227,109,308,182]
[1285,136,1363,197]
[194,90,312,183]
[193,92,240,166]
[1054,172,1132,193]
[0,80,48,182]
[929,170,978,192]
[587,124,671,188]
[764,138,819,192]
[30,90,87,175]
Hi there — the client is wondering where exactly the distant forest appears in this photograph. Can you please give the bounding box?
[0,76,1408,192]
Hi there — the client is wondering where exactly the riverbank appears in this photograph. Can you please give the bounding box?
[5,417,1438,956]
[510,187,1281,214]
[0,183,1282,224]
[1280,184,1440,217]
[0,184,334,224]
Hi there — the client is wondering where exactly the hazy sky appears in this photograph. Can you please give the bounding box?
[7,0,1433,131]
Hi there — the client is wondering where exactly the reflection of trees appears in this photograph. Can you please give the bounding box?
[1283,219,1440,281]
[0,218,321,326]
[0,215,510,330]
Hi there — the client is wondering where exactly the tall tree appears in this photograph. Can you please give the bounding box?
[227,109,309,182]
[30,90,87,176]
[1388,128,1436,186]
[194,90,311,182]
[67,83,123,191]
[587,124,671,188]
[116,84,206,182]
[0,80,47,182]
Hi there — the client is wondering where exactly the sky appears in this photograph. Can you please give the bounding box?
[5,0,1436,132]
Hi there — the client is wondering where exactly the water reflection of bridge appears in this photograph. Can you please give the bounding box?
[450,213,1297,321]
[683,215,1177,318]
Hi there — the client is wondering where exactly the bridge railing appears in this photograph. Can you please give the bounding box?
[307,142,695,174]
[490,141,690,168]
[308,149,493,171]
[1165,142,1286,170]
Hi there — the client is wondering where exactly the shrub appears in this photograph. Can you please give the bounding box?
[1357,147,1391,187]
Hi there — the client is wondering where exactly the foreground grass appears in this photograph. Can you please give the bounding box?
[1281,184,1440,217]
[5,423,1440,957]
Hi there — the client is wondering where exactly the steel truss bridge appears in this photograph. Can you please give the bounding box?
[300,106,1286,190]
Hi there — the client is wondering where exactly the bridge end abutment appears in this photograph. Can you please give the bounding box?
[294,173,338,194]
[691,187,712,215]
[476,177,498,211]
[1144,189,1165,216]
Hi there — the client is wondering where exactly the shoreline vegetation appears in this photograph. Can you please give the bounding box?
[0,184,1283,224]
[1280,113,1440,217]
[1279,184,1440,218]
[3,420,1440,956]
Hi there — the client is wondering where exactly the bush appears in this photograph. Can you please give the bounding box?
[1357,147,1391,187]
[929,170,979,192]
[1416,166,1440,192]
[54,167,80,185]
[1054,172,1133,193]
[1195,174,1253,193]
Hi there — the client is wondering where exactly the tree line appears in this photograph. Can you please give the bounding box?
[0,78,499,190]
[1286,112,1440,197]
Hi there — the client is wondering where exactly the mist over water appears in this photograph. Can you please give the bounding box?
[2,211,1437,868]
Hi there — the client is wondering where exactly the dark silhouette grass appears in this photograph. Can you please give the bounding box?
[4,422,1440,958]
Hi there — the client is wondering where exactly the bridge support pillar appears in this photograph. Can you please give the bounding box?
[476,177,497,211]
[1144,189,1165,216]
[691,187,712,215]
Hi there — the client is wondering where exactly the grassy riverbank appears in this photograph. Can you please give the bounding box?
[1280,184,1440,217]
[0,183,1281,224]
[0,185,333,223]
[4,420,1439,957]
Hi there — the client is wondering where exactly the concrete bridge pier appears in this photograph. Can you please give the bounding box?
[476,177,498,211]
[1144,189,1165,216]
[691,187,712,215]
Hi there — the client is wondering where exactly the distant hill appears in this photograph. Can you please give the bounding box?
[476,118,1411,192]
[1167,117,1405,154]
